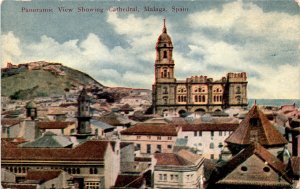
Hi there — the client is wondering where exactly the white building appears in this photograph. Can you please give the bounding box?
[153,149,205,189]
[177,123,238,159]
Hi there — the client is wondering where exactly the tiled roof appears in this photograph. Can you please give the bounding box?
[225,105,288,146]
[209,143,292,185]
[26,170,62,183]
[181,123,239,131]
[290,156,300,177]
[177,149,203,164]
[120,124,177,136]
[1,118,22,127]
[2,140,109,161]
[37,121,74,129]
[155,149,203,167]
[114,175,141,187]
[155,153,192,166]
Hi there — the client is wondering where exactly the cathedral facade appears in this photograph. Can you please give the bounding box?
[152,21,248,116]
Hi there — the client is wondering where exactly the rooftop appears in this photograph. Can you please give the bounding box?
[225,105,288,147]
[2,140,110,161]
[121,124,177,136]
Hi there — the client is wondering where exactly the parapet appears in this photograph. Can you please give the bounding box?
[186,75,209,83]
[227,72,247,82]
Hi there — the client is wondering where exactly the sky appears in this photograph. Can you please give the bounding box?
[1,0,300,99]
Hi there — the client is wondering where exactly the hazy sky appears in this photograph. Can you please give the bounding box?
[1,0,300,99]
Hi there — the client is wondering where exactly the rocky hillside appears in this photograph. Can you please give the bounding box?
[2,61,105,99]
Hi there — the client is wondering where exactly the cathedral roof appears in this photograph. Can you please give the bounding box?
[225,105,288,147]
[156,19,173,47]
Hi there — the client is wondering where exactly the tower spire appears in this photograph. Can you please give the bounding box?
[163,18,167,33]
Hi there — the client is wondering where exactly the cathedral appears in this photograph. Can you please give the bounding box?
[152,20,248,116]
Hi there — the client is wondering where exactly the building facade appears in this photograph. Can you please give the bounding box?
[120,124,177,155]
[177,123,239,159]
[152,20,248,116]
[153,149,205,189]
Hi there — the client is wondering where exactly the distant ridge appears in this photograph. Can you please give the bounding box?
[248,99,300,108]
[1,61,105,99]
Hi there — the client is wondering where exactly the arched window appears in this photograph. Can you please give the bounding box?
[214,96,216,102]
[217,96,219,102]
[181,96,184,102]
[163,69,167,78]
[161,72,163,78]
[202,95,205,102]
[209,143,214,149]
[199,95,202,102]
[220,96,222,102]
[236,86,241,94]
[184,96,187,102]
[76,168,80,174]
[178,96,181,102]
[163,87,168,94]
[22,167,26,173]
[195,95,198,102]
[163,51,167,58]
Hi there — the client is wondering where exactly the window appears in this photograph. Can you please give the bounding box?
[236,86,241,94]
[210,131,214,137]
[167,145,172,149]
[163,50,167,58]
[157,136,161,140]
[147,144,151,154]
[219,131,222,136]
[263,167,270,172]
[195,95,198,102]
[210,143,214,149]
[137,136,141,139]
[90,168,97,174]
[136,144,141,150]
[163,69,167,78]
[184,136,188,139]
[241,166,248,172]
[157,145,162,152]
[163,87,168,94]
[210,154,214,159]
[171,174,174,180]
[167,136,172,140]
[199,131,202,136]
[85,182,100,189]
[194,131,197,137]
[175,175,178,181]
[163,174,167,181]
[147,136,151,139]
[159,174,163,180]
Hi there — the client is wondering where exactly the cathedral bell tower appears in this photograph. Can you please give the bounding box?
[155,19,175,83]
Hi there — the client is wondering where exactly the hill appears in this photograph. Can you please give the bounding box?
[1,61,105,99]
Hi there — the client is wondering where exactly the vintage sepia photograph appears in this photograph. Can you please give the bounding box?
[1,0,300,188]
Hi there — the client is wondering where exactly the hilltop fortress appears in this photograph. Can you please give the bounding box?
[152,20,248,116]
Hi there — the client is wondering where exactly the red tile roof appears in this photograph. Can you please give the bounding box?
[120,124,177,136]
[181,123,239,131]
[210,143,292,185]
[1,119,22,127]
[2,140,109,161]
[290,156,300,176]
[26,170,62,183]
[225,105,288,146]
[37,121,74,129]
[155,153,192,166]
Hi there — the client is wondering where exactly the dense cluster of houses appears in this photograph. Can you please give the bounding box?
[1,88,300,189]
